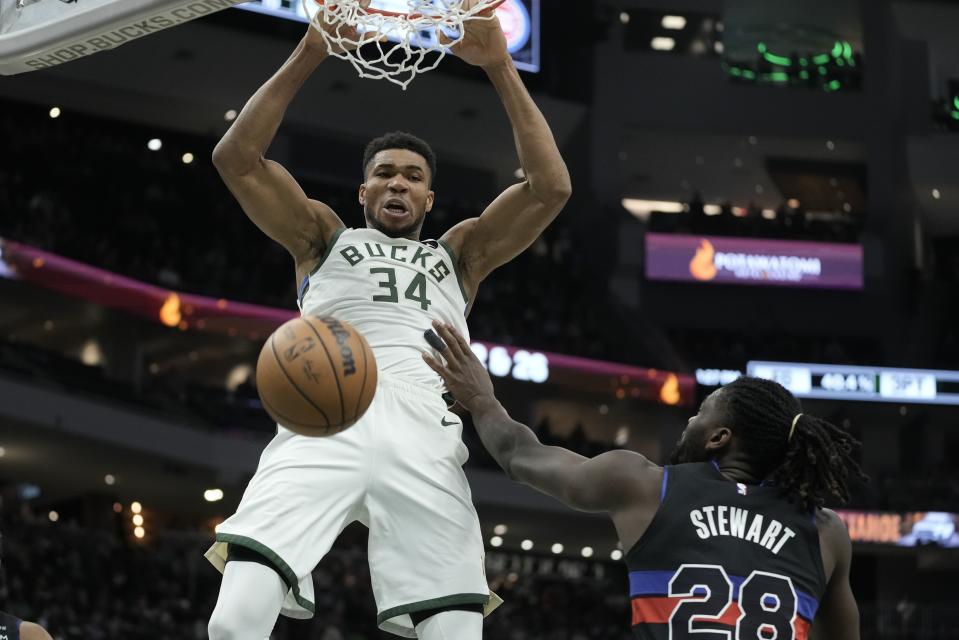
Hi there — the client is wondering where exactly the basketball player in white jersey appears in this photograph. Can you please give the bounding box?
[204,6,570,640]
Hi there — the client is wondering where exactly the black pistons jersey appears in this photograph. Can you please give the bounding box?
[0,610,21,640]
[626,462,826,640]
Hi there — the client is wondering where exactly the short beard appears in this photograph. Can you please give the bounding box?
[667,431,710,465]
[364,206,423,239]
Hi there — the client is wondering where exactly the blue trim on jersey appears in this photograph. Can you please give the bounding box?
[629,570,819,621]
[660,467,669,503]
[629,570,677,596]
[298,275,310,306]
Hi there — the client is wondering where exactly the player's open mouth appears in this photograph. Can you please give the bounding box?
[383,199,410,218]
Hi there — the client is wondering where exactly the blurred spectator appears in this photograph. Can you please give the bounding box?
[1,516,956,639]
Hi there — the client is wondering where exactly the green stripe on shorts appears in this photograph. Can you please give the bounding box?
[216,532,316,614]
[377,593,492,625]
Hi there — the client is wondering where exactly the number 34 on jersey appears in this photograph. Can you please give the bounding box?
[340,240,454,312]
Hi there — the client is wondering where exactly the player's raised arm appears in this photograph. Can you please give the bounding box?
[212,21,361,267]
[423,323,659,513]
[439,4,572,294]
[810,509,861,640]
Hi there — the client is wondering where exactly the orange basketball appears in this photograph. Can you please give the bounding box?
[256,315,377,437]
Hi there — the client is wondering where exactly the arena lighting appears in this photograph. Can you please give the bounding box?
[48,106,60,118]
[226,364,254,392]
[703,204,722,216]
[581,546,594,558]
[18,484,40,501]
[134,526,145,539]
[48,511,59,522]
[614,426,629,446]
[827,140,836,150]
[159,292,182,328]
[131,501,142,514]
[81,339,103,366]
[661,15,686,30]
[619,11,630,24]
[520,539,534,551]
[696,368,743,386]
[104,474,115,486]
[621,199,684,220]
[489,536,503,547]
[224,109,238,121]
[610,549,623,561]
[493,524,508,535]
[182,152,195,165]
[204,489,225,502]
[0,446,5,458]
[132,514,144,526]
[787,198,801,209]
[650,37,676,51]
[513,167,525,179]
[147,138,162,151]
[932,189,941,200]
[550,543,564,554]
[757,42,790,67]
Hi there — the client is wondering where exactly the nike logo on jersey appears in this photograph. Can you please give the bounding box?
[441,417,459,427]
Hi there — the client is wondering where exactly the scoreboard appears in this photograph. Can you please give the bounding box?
[747,361,959,406]
[235,0,541,72]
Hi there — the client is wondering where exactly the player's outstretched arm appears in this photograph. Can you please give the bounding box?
[424,323,658,513]
[810,509,860,640]
[212,24,354,267]
[440,4,572,292]
[20,621,54,640]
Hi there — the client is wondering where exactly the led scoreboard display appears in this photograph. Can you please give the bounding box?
[236,0,541,72]
[747,361,959,406]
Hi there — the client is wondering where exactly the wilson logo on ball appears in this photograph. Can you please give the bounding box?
[322,317,357,376]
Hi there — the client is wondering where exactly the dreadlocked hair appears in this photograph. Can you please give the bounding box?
[718,376,868,512]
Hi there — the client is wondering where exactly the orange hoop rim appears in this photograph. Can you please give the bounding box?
[311,0,505,20]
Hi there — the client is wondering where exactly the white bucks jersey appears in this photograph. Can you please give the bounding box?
[298,228,471,392]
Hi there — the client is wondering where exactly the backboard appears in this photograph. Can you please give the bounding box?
[0,0,243,75]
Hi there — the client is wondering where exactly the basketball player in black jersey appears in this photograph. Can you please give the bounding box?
[423,322,865,640]
[0,611,53,640]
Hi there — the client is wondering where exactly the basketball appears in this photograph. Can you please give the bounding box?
[255,315,377,437]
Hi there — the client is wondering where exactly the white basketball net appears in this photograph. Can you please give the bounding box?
[304,0,502,90]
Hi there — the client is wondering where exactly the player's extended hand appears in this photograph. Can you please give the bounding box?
[423,321,496,412]
[442,0,511,69]
[302,0,384,57]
